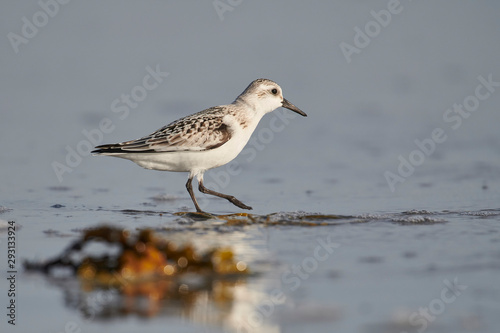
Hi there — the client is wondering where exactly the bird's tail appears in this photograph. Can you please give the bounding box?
[91,144,127,155]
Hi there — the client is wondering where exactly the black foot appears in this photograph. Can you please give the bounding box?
[198,180,253,210]
[229,197,253,210]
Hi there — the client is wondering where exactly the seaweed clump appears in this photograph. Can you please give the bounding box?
[25,226,249,319]
[25,225,248,287]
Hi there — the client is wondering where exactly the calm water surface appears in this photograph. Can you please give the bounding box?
[1,1,500,332]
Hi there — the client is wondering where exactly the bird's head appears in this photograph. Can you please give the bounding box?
[236,78,307,117]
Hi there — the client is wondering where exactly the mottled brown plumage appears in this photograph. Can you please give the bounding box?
[93,107,233,153]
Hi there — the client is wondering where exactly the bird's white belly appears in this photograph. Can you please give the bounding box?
[115,125,254,173]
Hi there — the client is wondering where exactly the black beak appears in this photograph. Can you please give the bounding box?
[282,98,307,117]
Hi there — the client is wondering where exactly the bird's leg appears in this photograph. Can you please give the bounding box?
[198,179,253,210]
[186,176,204,212]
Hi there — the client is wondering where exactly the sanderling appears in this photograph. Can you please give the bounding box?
[92,78,307,212]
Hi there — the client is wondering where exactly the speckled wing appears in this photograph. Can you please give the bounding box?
[92,107,231,154]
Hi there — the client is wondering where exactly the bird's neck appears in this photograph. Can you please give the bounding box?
[233,96,270,118]
[234,97,257,115]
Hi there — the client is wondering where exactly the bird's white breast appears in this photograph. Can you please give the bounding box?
[114,111,262,173]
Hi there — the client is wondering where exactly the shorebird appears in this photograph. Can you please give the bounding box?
[92,78,307,212]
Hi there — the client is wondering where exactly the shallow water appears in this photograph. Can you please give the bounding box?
[2,1,500,332]
[1,188,499,332]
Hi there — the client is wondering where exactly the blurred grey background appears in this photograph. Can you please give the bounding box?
[2,2,500,333]
[1,1,499,208]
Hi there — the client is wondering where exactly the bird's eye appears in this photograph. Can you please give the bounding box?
[271,88,278,95]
